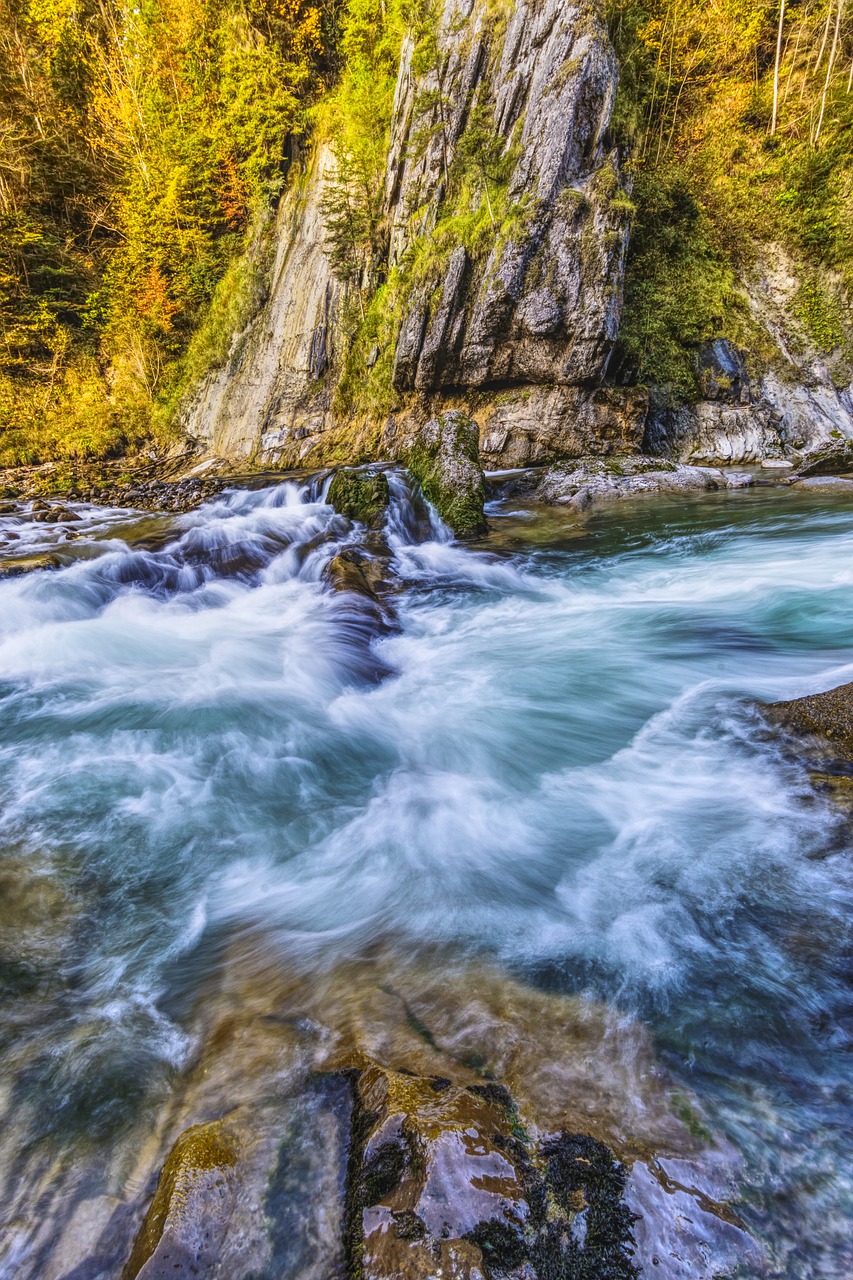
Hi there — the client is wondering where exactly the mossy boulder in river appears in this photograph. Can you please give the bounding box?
[327,467,390,528]
[402,411,487,538]
[123,1120,239,1279]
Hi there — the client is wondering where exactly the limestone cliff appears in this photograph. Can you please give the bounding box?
[181,0,641,469]
[183,145,342,462]
[644,246,853,465]
[180,0,853,471]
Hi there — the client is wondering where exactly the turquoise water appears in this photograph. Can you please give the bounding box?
[0,478,851,1277]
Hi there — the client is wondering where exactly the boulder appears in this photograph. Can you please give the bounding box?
[793,439,853,478]
[763,681,853,762]
[324,547,391,603]
[0,553,62,577]
[403,411,486,537]
[536,458,753,510]
[123,1121,240,1279]
[327,468,390,528]
[123,1076,354,1280]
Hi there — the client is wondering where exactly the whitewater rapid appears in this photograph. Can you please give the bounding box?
[0,474,851,1277]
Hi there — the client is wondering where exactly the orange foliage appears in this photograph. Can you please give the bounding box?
[134,265,179,334]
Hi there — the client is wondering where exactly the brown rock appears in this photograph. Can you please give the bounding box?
[763,681,853,761]
[349,1062,642,1280]
[123,1121,240,1280]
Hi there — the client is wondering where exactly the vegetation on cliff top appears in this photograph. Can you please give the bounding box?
[610,0,853,402]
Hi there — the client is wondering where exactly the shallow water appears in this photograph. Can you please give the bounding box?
[0,478,851,1278]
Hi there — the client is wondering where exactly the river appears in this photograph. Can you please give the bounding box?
[0,474,850,1278]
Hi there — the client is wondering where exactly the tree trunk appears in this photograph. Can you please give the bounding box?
[771,0,786,133]
[814,0,844,141]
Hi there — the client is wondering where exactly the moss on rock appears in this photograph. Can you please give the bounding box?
[328,468,391,528]
[122,1120,238,1280]
[403,410,487,538]
[795,440,853,478]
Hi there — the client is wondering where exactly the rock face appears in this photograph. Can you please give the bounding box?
[388,0,628,396]
[180,0,633,470]
[402,411,487,536]
[478,385,649,468]
[182,144,342,462]
[645,248,853,465]
[176,19,852,474]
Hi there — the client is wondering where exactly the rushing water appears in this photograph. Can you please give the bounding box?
[0,474,851,1278]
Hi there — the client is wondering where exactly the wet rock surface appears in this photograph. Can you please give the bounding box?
[763,681,853,764]
[123,1120,240,1279]
[403,411,487,537]
[532,458,754,510]
[791,439,853,479]
[350,1065,639,1280]
[0,911,763,1280]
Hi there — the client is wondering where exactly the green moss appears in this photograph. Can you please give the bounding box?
[404,412,486,538]
[330,79,525,421]
[792,276,846,355]
[616,167,754,405]
[558,188,590,220]
[327,467,390,526]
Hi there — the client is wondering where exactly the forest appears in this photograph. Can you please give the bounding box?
[1,0,851,464]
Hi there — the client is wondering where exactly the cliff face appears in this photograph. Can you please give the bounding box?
[387,0,626,395]
[181,0,853,470]
[182,0,641,468]
[183,145,342,462]
[645,247,853,465]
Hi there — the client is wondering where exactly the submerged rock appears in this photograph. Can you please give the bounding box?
[17,945,758,1280]
[0,553,62,577]
[350,1064,639,1280]
[323,546,400,655]
[123,1120,240,1279]
[403,411,487,537]
[122,1077,354,1280]
[327,467,390,528]
[788,475,853,491]
[324,547,391,603]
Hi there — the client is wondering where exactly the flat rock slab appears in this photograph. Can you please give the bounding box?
[789,475,853,490]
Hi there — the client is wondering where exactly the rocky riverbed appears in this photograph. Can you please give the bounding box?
[1,456,852,1279]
